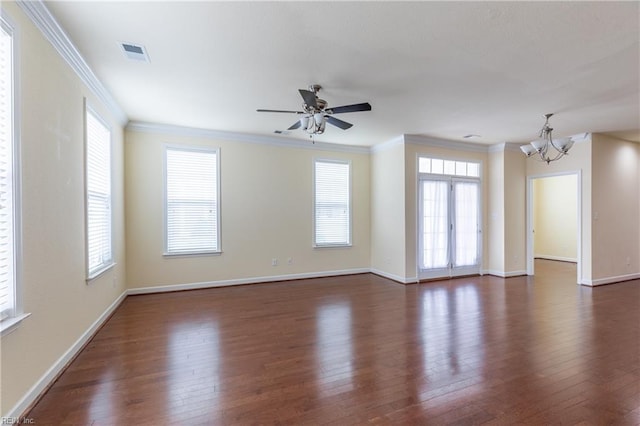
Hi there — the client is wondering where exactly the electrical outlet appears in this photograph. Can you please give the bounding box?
[287,257,293,265]
[272,258,278,266]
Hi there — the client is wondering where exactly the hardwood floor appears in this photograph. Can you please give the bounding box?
[28,260,640,425]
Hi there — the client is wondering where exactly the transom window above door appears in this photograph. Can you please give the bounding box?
[419,157,480,178]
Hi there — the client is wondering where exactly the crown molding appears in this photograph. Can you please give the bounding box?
[488,142,524,153]
[126,121,371,154]
[570,132,591,144]
[488,143,506,153]
[17,0,127,125]
[370,135,404,153]
[404,134,490,153]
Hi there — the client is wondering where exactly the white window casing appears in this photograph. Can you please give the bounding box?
[85,106,113,279]
[164,146,220,255]
[0,14,28,335]
[314,159,351,247]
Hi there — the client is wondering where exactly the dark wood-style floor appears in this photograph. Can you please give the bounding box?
[28,260,640,425]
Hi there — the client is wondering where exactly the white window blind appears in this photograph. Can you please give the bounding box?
[0,20,14,319]
[85,109,112,278]
[314,159,351,246]
[165,147,219,254]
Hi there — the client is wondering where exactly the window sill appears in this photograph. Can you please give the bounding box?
[1,313,32,337]
[313,244,352,249]
[86,262,116,283]
[163,250,222,258]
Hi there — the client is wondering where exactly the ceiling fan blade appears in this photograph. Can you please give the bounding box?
[326,116,353,130]
[327,102,372,114]
[257,109,303,114]
[287,121,302,130]
[298,89,318,109]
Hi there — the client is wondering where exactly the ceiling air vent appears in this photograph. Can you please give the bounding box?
[120,42,150,62]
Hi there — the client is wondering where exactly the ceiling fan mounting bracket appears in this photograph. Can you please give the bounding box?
[308,84,322,94]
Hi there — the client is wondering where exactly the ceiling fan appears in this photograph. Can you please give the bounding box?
[257,84,372,135]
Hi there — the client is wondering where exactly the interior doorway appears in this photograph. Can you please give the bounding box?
[526,171,581,284]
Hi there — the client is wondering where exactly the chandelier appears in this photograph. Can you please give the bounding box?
[520,113,574,164]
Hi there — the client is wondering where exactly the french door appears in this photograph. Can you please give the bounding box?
[418,177,481,279]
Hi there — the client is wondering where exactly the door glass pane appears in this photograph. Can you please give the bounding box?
[421,180,449,269]
[453,181,479,267]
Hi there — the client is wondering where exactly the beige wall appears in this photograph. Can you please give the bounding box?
[1,2,126,415]
[503,148,526,274]
[370,141,406,280]
[591,134,640,281]
[486,146,526,275]
[487,149,505,273]
[533,175,578,261]
[125,129,370,289]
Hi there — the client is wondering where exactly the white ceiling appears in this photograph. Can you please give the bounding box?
[45,1,640,147]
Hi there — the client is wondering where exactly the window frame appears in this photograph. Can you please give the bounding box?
[0,12,28,336]
[313,158,352,248]
[84,103,114,281]
[418,156,482,178]
[163,144,221,256]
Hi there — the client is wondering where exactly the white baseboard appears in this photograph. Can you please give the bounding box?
[580,272,640,287]
[482,269,528,278]
[127,268,370,295]
[369,268,417,284]
[6,290,128,419]
[534,254,577,263]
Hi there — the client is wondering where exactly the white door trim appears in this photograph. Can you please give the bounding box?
[526,170,582,284]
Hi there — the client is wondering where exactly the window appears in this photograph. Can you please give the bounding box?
[85,108,113,279]
[165,146,220,255]
[0,16,21,328]
[418,157,480,178]
[314,159,351,247]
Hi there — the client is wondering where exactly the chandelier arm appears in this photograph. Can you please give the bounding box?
[537,149,565,164]
[548,135,564,153]
[548,150,566,162]
[537,141,549,158]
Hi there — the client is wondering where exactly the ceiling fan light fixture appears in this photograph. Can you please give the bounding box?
[257,84,371,137]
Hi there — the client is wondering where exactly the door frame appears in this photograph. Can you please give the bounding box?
[417,175,482,280]
[525,170,582,284]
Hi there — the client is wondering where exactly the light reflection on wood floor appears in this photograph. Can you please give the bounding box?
[28,260,640,424]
